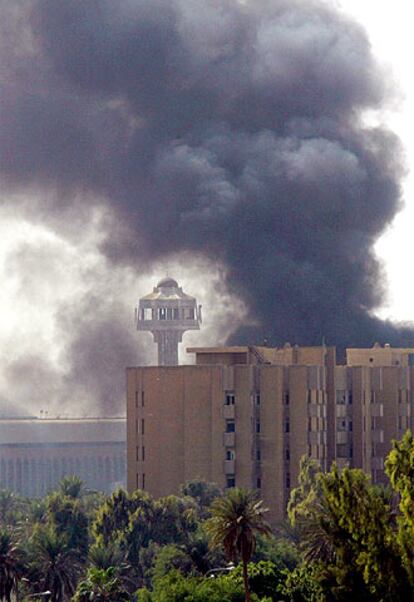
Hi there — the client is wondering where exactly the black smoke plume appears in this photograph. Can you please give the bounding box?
[1,0,413,412]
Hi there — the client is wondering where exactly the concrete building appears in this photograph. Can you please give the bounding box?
[127,345,332,523]
[127,343,414,522]
[0,417,126,496]
[135,277,202,365]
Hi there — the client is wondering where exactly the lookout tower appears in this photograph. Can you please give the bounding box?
[135,277,202,365]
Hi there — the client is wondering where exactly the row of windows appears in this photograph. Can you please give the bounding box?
[140,307,195,321]
[224,390,326,406]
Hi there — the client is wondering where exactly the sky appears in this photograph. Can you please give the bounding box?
[1,0,414,416]
[338,0,414,321]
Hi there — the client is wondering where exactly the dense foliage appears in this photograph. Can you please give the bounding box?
[4,433,414,600]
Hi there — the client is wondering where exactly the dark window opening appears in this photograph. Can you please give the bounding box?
[226,475,236,488]
[225,393,235,405]
[226,421,235,433]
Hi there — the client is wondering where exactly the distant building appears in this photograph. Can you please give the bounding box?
[126,343,414,522]
[0,417,126,496]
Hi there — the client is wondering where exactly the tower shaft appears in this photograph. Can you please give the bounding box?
[153,331,183,366]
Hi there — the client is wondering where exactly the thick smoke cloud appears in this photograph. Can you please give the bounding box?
[1,0,413,414]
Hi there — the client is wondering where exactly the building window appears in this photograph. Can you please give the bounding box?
[136,446,139,461]
[307,390,312,404]
[158,307,167,320]
[256,421,261,434]
[142,473,145,489]
[255,392,261,406]
[136,473,139,489]
[226,449,235,461]
[226,475,236,488]
[226,420,235,433]
[141,307,152,320]
[285,420,290,433]
[142,446,145,461]
[173,308,179,319]
[285,448,290,461]
[256,449,261,461]
[285,473,291,489]
[284,392,290,405]
[141,391,145,407]
[141,419,145,435]
[225,392,235,405]
[256,477,261,489]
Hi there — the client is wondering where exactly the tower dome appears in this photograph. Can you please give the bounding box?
[156,277,179,289]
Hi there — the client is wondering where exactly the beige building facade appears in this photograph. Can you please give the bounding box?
[127,344,414,522]
[0,417,126,496]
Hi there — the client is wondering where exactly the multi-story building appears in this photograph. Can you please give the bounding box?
[0,417,126,496]
[334,362,413,484]
[127,343,414,521]
[127,345,333,523]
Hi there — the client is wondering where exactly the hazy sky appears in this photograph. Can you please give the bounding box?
[1,0,413,416]
[339,0,414,321]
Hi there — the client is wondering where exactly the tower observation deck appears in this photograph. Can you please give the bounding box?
[135,277,202,366]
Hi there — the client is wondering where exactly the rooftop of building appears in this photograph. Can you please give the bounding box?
[0,416,126,445]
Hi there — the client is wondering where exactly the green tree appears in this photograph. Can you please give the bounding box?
[72,567,130,601]
[136,569,253,602]
[58,475,83,499]
[46,492,89,560]
[385,429,414,584]
[151,544,195,581]
[180,480,222,518]
[205,488,272,602]
[29,526,81,602]
[0,491,22,527]
[0,528,26,602]
[278,564,324,602]
[289,459,410,601]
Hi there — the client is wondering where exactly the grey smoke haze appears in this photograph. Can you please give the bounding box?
[1,0,413,412]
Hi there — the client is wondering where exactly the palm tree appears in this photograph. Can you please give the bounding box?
[30,526,81,602]
[205,488,272,602]
[0,528,26,602]
[58,475,84,499]
[72,567,130,601]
